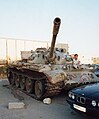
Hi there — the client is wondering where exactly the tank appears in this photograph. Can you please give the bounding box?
[7,17,99,100]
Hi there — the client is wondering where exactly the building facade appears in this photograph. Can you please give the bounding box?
[92,57,99,64]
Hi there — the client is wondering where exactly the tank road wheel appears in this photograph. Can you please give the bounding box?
[20,76,25,90]
[26,78,34,94]
[34,80,45,99]
[15,74,20,88]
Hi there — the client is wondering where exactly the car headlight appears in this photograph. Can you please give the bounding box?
[92,100,96,107]
[71,94,75,99]
[68,92,75,99]
[68,92,72,98]
[98,103,99,107]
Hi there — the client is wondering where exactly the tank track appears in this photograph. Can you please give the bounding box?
[7,67,63,100]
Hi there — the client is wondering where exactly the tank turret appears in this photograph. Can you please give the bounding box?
[23,17,61,64]
[48,17,61,62]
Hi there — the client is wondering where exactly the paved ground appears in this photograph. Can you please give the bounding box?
[0,79,96,119]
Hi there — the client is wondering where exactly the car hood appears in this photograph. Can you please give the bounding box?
[72,83,99,100]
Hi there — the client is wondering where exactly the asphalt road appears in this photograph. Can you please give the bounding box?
[0,79,96,119]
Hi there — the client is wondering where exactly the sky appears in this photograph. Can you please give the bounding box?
[0,0,99,58]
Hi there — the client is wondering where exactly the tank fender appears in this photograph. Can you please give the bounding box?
[44,69,67,84]
[64,71,99,85]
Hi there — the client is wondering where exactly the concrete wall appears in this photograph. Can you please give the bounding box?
[0,37,49,62]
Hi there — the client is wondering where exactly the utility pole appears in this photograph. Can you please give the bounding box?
[24,40,26,51]
[6,39,8,65]
[15,40,17,61]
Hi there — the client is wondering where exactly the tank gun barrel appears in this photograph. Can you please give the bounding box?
[49,17,61,59]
